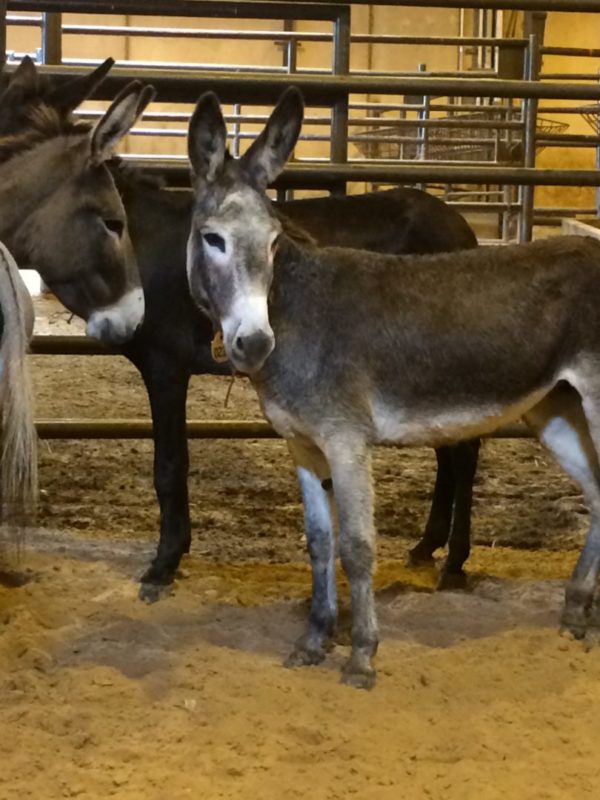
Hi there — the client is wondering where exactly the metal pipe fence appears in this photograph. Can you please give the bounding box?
[2,5,526,182]
[9,0,600,12]
[6,15,530,52]
[6,0,600,236]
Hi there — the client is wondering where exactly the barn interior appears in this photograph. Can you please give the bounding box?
[2,3,600,799]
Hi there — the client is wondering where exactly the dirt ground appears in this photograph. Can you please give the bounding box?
[1,296,600,800]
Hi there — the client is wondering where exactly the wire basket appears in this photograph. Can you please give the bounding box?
[578,105,600,135]
[353,112,568,162]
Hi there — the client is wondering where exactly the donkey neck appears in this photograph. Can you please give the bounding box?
[115,175,193,281]
[272,233,319,288]
[0,134,88,251]
[250,233,327,383]
[268,233,331,321]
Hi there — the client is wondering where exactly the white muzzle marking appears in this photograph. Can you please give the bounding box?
[222,294,273,356]
[86,287,145,344]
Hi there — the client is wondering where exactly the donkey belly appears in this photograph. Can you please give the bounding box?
[370,387,552,446]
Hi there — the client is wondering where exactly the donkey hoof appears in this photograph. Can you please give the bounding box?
[284,644,326,668]
[560,603,591,641]
[559,621,587,642]
[406,546,435,568]
[140,561,177,589]
[437,570,468,591]
[579,629,600,652]
[341,661,376,690]
[138,581,173,604]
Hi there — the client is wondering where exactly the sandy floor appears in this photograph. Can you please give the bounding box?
[1,297,600,800]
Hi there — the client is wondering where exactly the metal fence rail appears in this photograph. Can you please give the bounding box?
[32,418,532,440]
[29,335,531,440]
[9,0,600,11]
[25,63,600,104]
[117,160,600,188]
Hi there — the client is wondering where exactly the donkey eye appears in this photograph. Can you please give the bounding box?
[203,232,226,253]
[103,219,124,238]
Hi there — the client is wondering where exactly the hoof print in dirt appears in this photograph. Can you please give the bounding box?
[0,569,34,588]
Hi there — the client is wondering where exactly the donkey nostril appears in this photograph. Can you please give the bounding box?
[235,336,244,352]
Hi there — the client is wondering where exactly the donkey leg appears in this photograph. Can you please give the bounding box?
[327,437,378,689]
[285,440,337,668]
[138,361,191,601]
[438,438,481,590]
[563,379,600,638]
[524,383,600,639]
[408,446,455,566]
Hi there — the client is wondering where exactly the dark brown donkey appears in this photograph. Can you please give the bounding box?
[187,87,600,689]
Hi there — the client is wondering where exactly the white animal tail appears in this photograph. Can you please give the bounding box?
[0,241,37,546]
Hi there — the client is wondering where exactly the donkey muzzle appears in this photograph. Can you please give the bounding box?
[86,286,145,344]
[230,328,274,374]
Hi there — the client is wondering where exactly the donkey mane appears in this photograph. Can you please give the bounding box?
[0,99,90,165]
[108,155,165,190]
[275,209,318,247]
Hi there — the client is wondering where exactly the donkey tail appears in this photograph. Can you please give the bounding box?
[0,241,37,544]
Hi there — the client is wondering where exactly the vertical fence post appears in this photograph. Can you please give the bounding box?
[285,23,297,201]
[232,102,241,158]
[0,1,6,67]
[330,4,350,195]
[41,12,62,64]
[518,33,538,242]
[416,62,429,192]
[518,10,545,242]
[596,71,600,219]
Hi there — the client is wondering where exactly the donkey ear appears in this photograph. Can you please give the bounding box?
[188,92,227,183]
[91,80,155,162]
[0,56,38,107]
[48,57,114,114]
[240,87,303,190]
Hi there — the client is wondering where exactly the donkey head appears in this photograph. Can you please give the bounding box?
[186,87,303,373]
[0,58,153,344]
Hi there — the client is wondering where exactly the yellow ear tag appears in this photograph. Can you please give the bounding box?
[211,330,229,363]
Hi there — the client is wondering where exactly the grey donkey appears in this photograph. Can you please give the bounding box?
[186,87,600,688]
